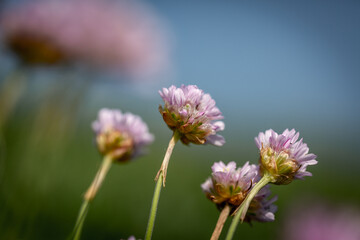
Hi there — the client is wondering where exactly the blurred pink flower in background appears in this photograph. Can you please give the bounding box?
[282,199,360,240]
[1,0,170,78]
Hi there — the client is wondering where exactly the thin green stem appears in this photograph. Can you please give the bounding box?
[145,132,180,240]
[71,154,113,240]
[145,172,163,240]
[72,200,90,240]
[225,174,271,240]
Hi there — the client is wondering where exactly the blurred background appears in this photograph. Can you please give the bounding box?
[0,0,360,239]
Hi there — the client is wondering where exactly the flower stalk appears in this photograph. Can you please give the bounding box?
[225,174,271,240]
[72,200,90,240]
[210,204,231,240]
[84,154,113,201]
[145,132,180,240]
[144,173,163,240]
[72,154,113,240]
[155,131,180,186]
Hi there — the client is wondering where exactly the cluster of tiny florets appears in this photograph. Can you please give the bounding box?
[92,108,154,162]
[255,129,317,185]
[159,85,225,146]
[201,161,277,222]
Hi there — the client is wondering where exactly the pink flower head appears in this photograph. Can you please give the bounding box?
[255,129,317,185]
[1,0,169,77]
[201,161,277,222]
[92,108,154,162]
[159,85,225,146]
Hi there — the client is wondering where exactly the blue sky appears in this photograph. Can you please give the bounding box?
[96,0,360,134]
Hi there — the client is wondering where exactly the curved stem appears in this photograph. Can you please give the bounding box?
[71,154,113,240]
[145,132,180,240]
[225,174,271,240]
[155,131,180,187]
[211,204,231,240]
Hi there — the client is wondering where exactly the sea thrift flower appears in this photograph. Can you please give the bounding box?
[92,108,154,162]
[201,161,277,222]
[283,201,360,240]
[1,0,169,76]
[255,129,317,185]
[202,161,256,206]
[146,86,224,238]
[159,85,225,146]
[71,109,153,239]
